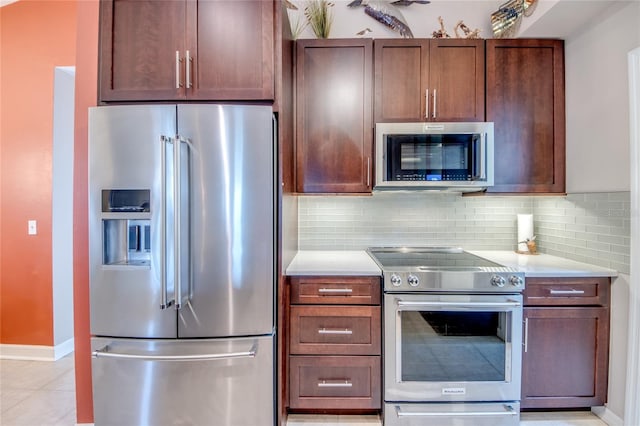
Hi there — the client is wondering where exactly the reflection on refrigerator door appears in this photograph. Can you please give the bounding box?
[92,336,274,426]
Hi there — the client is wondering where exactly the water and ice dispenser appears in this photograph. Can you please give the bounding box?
[101,189,151,266]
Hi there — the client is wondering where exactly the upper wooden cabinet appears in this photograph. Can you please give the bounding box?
[99,0,274,102]
[486,39,565,193]
[295,39,373,194]
[374,39,485,123]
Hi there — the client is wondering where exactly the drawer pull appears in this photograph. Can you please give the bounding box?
[318,288,353,294]
[549,289,586,295]
[318,380,353,388]
[318,328,353,335]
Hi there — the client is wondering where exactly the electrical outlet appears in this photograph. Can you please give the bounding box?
[28,220,37,235]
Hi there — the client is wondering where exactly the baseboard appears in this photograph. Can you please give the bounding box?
[0,338,74,361]
[592,406,624,426]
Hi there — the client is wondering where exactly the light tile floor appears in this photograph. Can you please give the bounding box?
[0,355,608,426]
[0,354,76,425]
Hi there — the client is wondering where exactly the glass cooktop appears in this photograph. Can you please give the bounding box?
[367,247,502,269]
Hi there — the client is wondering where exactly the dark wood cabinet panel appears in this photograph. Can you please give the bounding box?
[521,276,610,409]
[289,356,381,410]
[99,0,274,102]
[374,39,428,122]
[374,39,484,123]
[522,307,609,409]
[290,306,381,355]
[286,275,382,412]
[99,0,186,101]
[486,39,565,193]
[290,276,381,305]
[524,277,610,307]
[295,39,373,193]
[186,0,273,100]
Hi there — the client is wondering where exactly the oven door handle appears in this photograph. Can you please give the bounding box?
[395,404,517,418]
[397,300,521,309]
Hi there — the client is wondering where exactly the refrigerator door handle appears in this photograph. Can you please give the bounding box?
[92,342,258,361]
[160,135,173,310]
[174,136,193,309]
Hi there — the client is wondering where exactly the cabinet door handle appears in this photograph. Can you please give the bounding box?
[549,289,585,295]
[318,328,353,335]
[318,288,353,294]
[425,89,429,119]
[185,50,192,89]
[432,88,437,119]
[317,380,352,388]
[175,51,183,89]
[523,317,529,353]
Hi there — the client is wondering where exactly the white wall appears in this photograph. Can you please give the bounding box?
[52,67,75,351]
[565,1,640,193]
[288,0,500,39]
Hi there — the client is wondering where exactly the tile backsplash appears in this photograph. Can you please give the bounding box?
[534,192,630,274]
[298,191,630,274]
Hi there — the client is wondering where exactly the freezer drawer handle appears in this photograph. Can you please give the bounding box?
[318,328,353,335]
[395,404,517,418]
[318,288,353,294]
[91,345,257,361]
[317,380,353,388]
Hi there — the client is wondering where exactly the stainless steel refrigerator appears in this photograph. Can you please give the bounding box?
[88,104,275,426]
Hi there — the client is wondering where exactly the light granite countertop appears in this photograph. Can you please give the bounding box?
[286,249,618,278]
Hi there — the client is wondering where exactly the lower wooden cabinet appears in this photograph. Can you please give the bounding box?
[287,276,382,412]
[289,356,381,410]
[521,277,610,409]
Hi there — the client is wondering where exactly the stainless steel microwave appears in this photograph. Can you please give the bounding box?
[375,122,494,192]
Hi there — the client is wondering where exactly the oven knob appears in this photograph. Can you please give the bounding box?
[390,274,402,287]
[509,275,524,287]
[490,275,506,287]
[407,274,420,287]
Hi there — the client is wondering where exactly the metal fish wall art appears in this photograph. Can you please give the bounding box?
[348,0,430,39]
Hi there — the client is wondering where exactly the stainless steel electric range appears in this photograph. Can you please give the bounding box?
[367,247,525,426]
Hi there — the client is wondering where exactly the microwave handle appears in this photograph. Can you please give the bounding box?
[472,135,486,181]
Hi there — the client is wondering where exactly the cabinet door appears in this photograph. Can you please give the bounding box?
[296,39,373,193]
[186,0,274,100]
[486,39,565,193]
[522,307,609,409]
[429,39,485,122]
[374,39,484,123]
[99,0,186,101]
[289,356,381,410]
[374,39,429,122]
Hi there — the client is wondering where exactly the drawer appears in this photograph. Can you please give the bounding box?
[289,355,381,410]
[524,277,610,306]
[290,306,381,355]
[290,276,381,305]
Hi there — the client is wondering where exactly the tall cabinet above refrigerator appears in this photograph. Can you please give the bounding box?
[89,104,275,426]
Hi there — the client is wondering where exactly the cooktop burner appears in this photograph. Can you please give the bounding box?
[367,247,502,269]
[367,247,525,293]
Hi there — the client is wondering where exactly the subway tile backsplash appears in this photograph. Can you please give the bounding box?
[298,191,630,274]
[534,192,630,274]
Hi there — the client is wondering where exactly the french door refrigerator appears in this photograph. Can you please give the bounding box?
[88,104,275,426]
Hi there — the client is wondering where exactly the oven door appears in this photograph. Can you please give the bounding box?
[384,293,522,403]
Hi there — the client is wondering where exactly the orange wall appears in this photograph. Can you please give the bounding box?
[0,0,78,346]
[73,1,99,422]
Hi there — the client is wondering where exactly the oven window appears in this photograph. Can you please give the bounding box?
[401,310,508,382]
